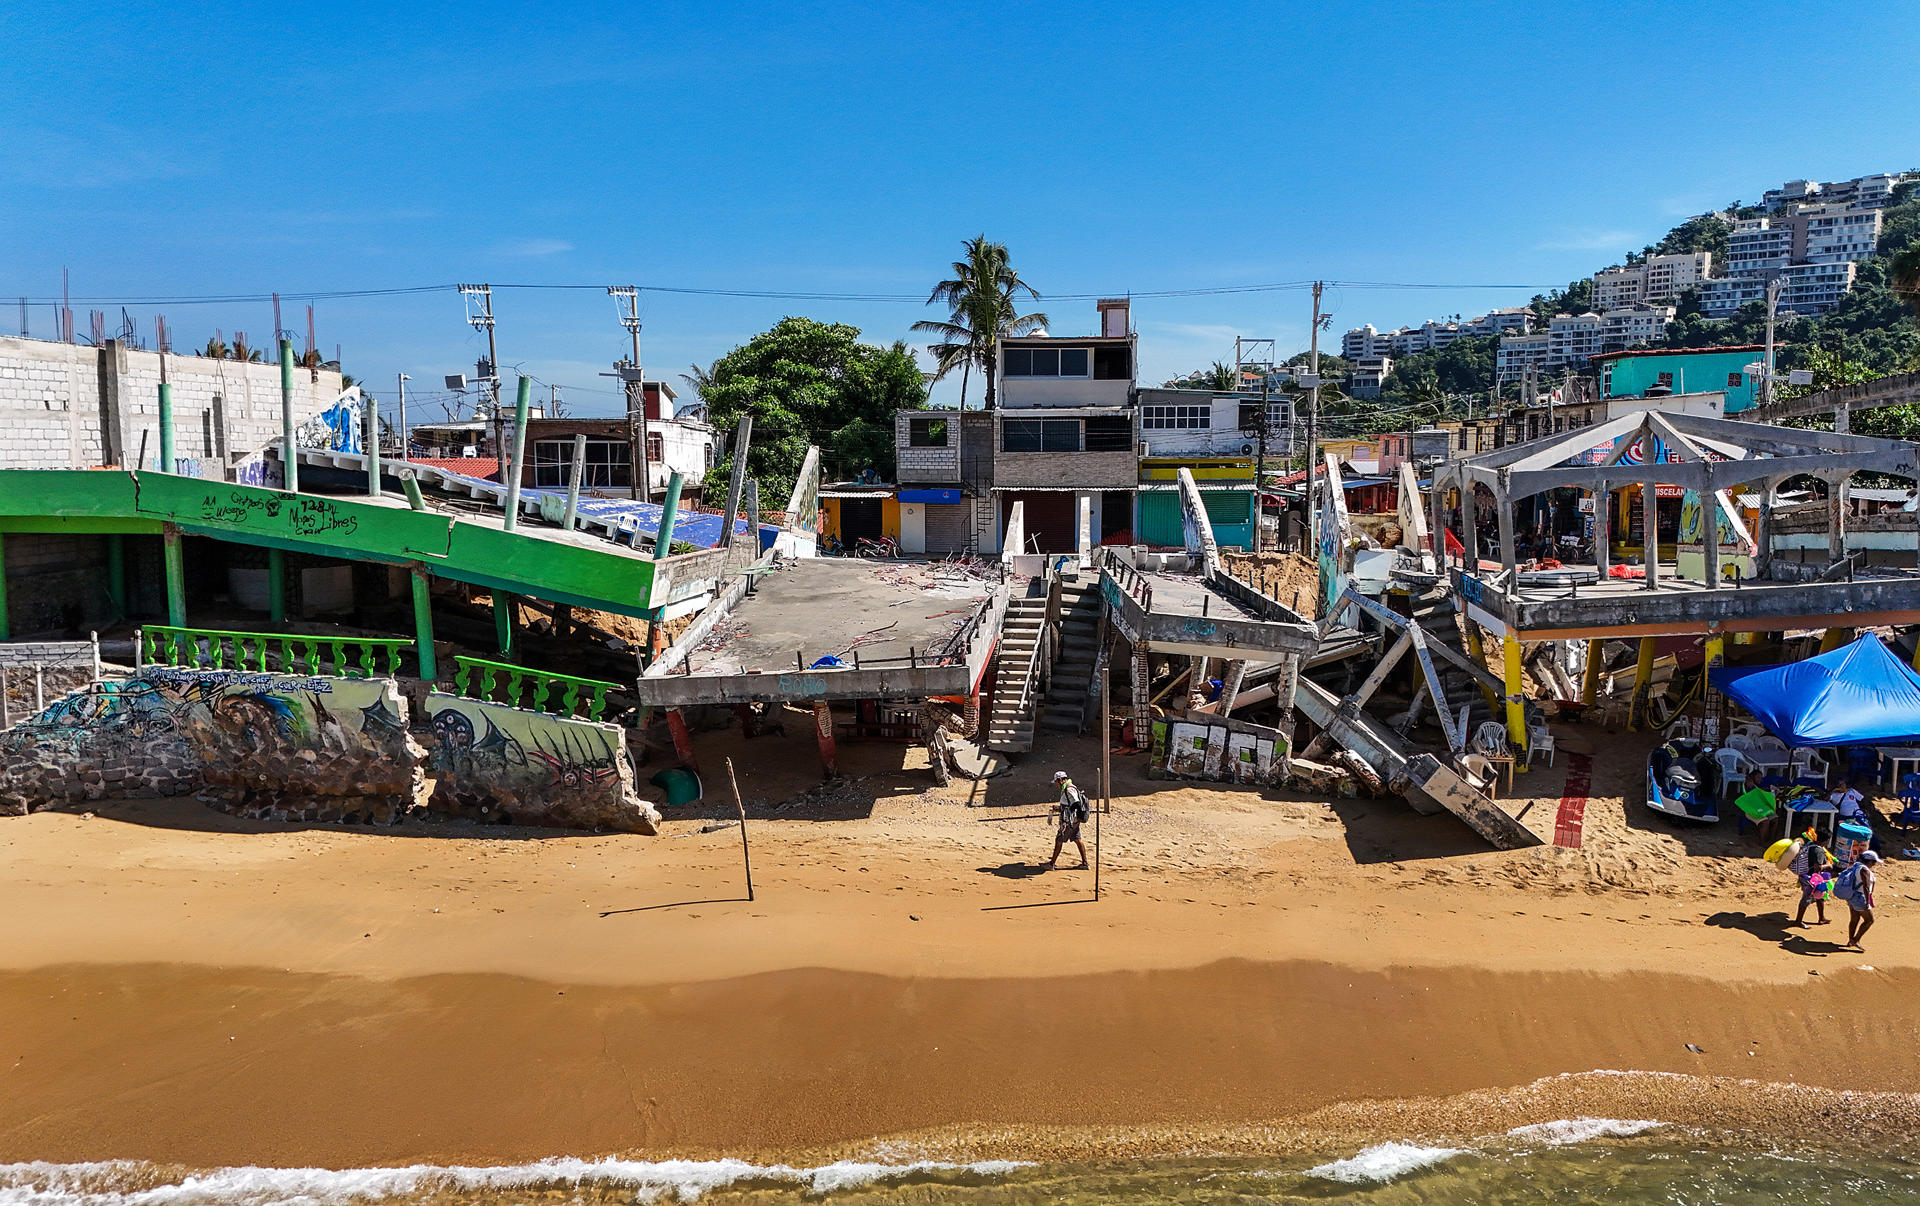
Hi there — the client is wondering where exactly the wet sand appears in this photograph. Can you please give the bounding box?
[1,719,1915,1167]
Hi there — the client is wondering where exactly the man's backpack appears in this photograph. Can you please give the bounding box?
[1062,784,1090,825]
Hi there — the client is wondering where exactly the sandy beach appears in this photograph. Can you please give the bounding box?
[3,718,1917,1168]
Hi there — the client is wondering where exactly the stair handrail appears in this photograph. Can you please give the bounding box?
[1009,614,1054,737]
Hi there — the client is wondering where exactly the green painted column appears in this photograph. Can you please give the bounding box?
[158,382,175,473]
[411,567,437,682]
[267,548,287,624]
[494,590,513,655]
[654,471,685,557]
[106,533,127,619]
[0,531,9,640]
[279,338,300,493]
[502,375,532,531]
[162,527,186,627]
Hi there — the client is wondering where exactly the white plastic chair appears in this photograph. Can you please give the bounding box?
[1459,753,1497,794]
[1473,720,1512,758]
[1791,748,1827,786]
[1528,723,1557,767]
[1753,734,1787,752]
[1728,733,1755,752]
[1713,747,1753,802]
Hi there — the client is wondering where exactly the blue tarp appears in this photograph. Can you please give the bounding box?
[1709,634,1920,747]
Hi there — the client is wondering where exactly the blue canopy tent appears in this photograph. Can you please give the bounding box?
[1709,634,1920,747]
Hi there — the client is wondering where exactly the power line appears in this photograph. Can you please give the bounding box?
[6,277,1565,308]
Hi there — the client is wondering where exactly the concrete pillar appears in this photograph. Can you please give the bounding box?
[1503,635,1528,764]
[1593,480,1610,578]
[1827,472,1850,565]
[1628,636,1656,731]
[1131,643,1151,749]
[1218,659,1249,715]
[1188,656,1209,711]
[1581,637,1604,706]
[267,547,287,624]
[1460,482,1478,568]
[813,701,840,778]
[1701,466,1720,589]
[1756,476,1776,577]
[162,526,186,628]
[411,567,437,681]
[157,382,175,473]
[494,591,514,655]
[666,708,698,771]
[503,375,532,532]
[1703,631,1726,743]
[1273,651,1300,767]
[279,339,299,494]
[1642,481,1659,591]
[106,533,127,620]
[1495,481,1516,572]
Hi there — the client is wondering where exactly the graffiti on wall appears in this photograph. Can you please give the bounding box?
[424,693,653,832]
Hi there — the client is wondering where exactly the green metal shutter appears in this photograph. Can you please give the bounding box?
[1136,492,1184,548]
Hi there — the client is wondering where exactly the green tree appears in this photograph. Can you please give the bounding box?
[697,317,928,502]
[1892,244,1920,317]
[201,335,228,359]
[912,235,1047,410]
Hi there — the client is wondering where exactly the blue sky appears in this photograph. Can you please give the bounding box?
[3,1,1918,424]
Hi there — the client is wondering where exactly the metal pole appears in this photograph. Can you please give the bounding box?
[365,392,382,496]
[1307,281,1323,524]
[411,566,436,681]
[726,756,755,901]
[396,373,409,462]
[502,374,531,531]
[279,338,299,493]
[562,433,587,531]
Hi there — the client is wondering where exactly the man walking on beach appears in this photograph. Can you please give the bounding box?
[1045,770,1091,870]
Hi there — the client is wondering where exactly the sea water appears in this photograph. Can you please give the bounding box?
[5,1127,1919,1205]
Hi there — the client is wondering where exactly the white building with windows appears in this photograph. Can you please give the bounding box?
[1592,252,1712,308]
[1347,355,1392,398]
[1496,332,1551,378]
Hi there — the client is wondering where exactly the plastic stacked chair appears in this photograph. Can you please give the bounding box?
[1898,774,1920,830]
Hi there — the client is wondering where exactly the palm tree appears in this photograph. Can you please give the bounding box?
[1204,361,1236,391]
[201,335,228,359]
[680,361,716,396]
[912,235,1048,410]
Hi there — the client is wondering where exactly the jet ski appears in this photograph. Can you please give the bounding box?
[1647,736,1719,822]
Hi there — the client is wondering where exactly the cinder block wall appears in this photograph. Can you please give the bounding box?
[0,335,343,471]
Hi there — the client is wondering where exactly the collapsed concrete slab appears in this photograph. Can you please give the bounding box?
[424,692,657,833]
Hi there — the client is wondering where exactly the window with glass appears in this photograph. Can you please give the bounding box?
[1001,419,1081,452]
[1003,346,1091,377]
[533,438,632,489]
[1141,404,1209,430]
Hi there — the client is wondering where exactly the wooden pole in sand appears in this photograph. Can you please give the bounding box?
[725,756,754,902]
[1097,663,1108,901]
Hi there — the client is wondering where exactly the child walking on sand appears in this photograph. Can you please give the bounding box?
[1789,829,1837,927]
[1840,850,1881,950]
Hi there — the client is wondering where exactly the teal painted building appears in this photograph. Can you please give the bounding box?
[1595,346,1766,413]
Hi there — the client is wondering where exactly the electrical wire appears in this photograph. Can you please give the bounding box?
[8,278,1563,308]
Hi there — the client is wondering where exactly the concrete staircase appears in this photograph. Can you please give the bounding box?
[983,596,1048,752]
[1040,575,1103,735]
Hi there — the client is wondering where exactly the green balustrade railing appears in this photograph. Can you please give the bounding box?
[449,654,617,721]
[138,624,414,679]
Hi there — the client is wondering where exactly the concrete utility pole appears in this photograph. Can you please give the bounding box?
[1306,281,1324,526]
[609,286,653,502]
[458,283,501,450]
[1763,275,1785,411]
[396,373,409,461]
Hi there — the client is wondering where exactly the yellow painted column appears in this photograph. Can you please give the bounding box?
[1462,623,1501,711]
[1703,631,1726,743]
[1819,626,1850,654]
[1581,637,1604,706]
[1503,635,1528,764]
[1627,636,1657,732]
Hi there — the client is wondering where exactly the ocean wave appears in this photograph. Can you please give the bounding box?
[1303,1142,1465,1184]
[1507,1118,1665,1147]
[0,1157,1029,1205]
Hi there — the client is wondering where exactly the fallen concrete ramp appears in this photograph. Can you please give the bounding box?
[1292,677,1541,850]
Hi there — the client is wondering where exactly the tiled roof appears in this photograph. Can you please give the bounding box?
[406,456,500,480]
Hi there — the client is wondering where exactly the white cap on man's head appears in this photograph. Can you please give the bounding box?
[1053,770,1070,782]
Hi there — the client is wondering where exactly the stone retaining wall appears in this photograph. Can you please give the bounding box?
[424,692,659,834]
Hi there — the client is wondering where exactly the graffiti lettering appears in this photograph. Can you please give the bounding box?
[775,673,829,697]
[1177,617,1217,638]
[290,498,360,537]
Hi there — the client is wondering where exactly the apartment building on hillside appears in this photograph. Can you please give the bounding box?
[1592,252,1713,308]
[1340,308,1531,360]
[1499,305,1674,375]
[1699,205,1882,317]
[1762,171,1916,212]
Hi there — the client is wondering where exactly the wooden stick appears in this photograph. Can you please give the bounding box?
[725,756,754,902]
[1097,663,1108,901]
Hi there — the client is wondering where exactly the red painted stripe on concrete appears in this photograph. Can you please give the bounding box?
[1554,752,1594,849]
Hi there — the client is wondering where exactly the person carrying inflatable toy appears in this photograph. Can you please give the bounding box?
[1788,828,1837,928]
